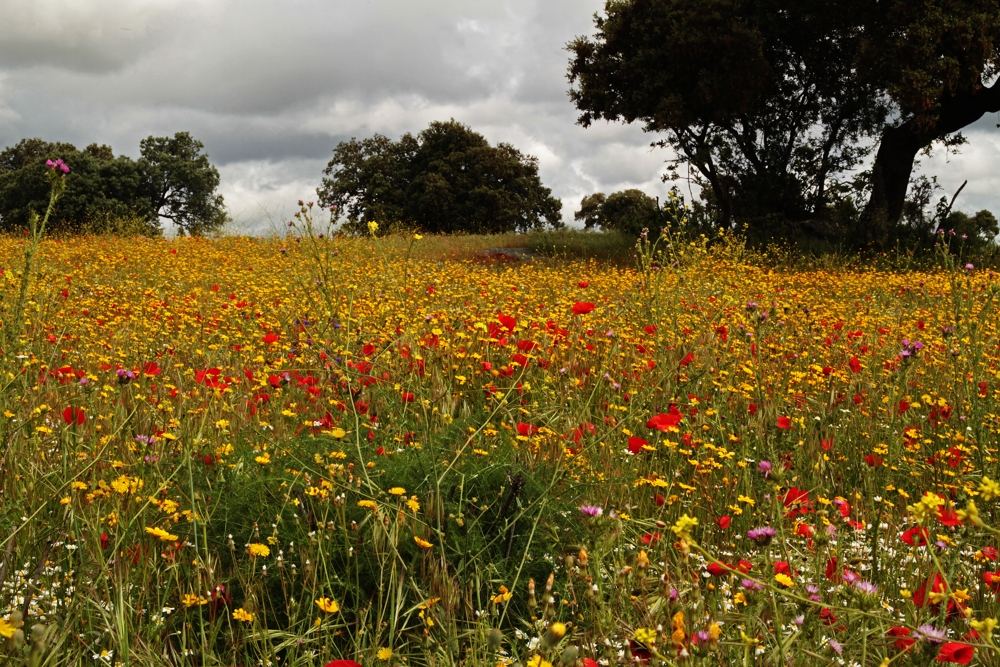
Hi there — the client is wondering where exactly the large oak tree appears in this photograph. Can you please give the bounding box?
[568,0,1000,246]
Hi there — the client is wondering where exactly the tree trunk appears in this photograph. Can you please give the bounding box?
[863,81,1000,247]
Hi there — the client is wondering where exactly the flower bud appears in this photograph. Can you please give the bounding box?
[487,628,504,650]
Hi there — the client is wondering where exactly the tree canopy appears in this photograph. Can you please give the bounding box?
[0,132,227,236]
[317,120,563,235]
[568,0,1000,247]
[575,189,660,235]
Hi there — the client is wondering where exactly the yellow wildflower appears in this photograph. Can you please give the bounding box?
[145,526,179,542]
[232,608,255,623]
[248,543,270,557]
[634,627,657,644]
[315,597,340,613]
[491,585,512,603]
[670,514,698,541]
[980,476,1000,501]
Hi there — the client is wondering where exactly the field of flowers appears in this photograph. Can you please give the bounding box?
[1,205,1000,667]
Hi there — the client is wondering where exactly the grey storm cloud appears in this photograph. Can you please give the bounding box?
[2,0,999,232]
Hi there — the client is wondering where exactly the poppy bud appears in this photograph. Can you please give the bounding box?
[561,645,579,665]
[487,628,503,651]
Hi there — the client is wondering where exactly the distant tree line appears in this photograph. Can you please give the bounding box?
[0,132,226,236]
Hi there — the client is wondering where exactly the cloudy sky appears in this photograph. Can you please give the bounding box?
[2,0,999,234]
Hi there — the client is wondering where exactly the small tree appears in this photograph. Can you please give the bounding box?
[139,132,227,235]
[318,120,563,235]
[575,189,660,235]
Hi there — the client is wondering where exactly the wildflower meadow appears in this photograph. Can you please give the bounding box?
[2,189,1000,667]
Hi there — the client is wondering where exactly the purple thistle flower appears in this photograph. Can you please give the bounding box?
[757,460,772,477]
[741,578,763,591]
[828,639,843,655]
[854,580,877,595]
[746,526,777,546]
[579,505,603,518]
[914,624,948,643]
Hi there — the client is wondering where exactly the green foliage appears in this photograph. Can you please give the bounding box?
[568,0,886,236]
[0,133,226,236]
[568,0,1000,246]
[317,120,564,235]
[574,189,659,236]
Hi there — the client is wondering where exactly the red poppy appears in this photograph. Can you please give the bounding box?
[982,546,999,561]
[516,339,539,352]
[143,362,162,376]
[655,493,665,506]
[825,557,839,581]
[572,301,596,315]
[646,411,682,431]
[100,533,110,550]
[497,314,517,331]
[707,562,730,576]
[936,642,974,664]
[679,352,695,366]
[401,392,415,403]
[716,515,731,530]
[62,406,85,426]
[979,382,989,397]
[795,523,814,538]
[913,573,947,608]
[627,436,649,454]
[937,507,963,527]
[887,626,915,651]
[774,561,794,577]
[983,570,1000,593]
[900,526,930,546]
[783,487,811,518]
[516,423,539,436]
[641,532,661,546]
[864,454,883,466]
[777,416,792,429]
[577,281,589,288]
[262,332,280,344]
[848,356,861,373]
[737,559,752,573]
[583,660,599,667]
[835,499,851,518]
[325,661,362,667]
